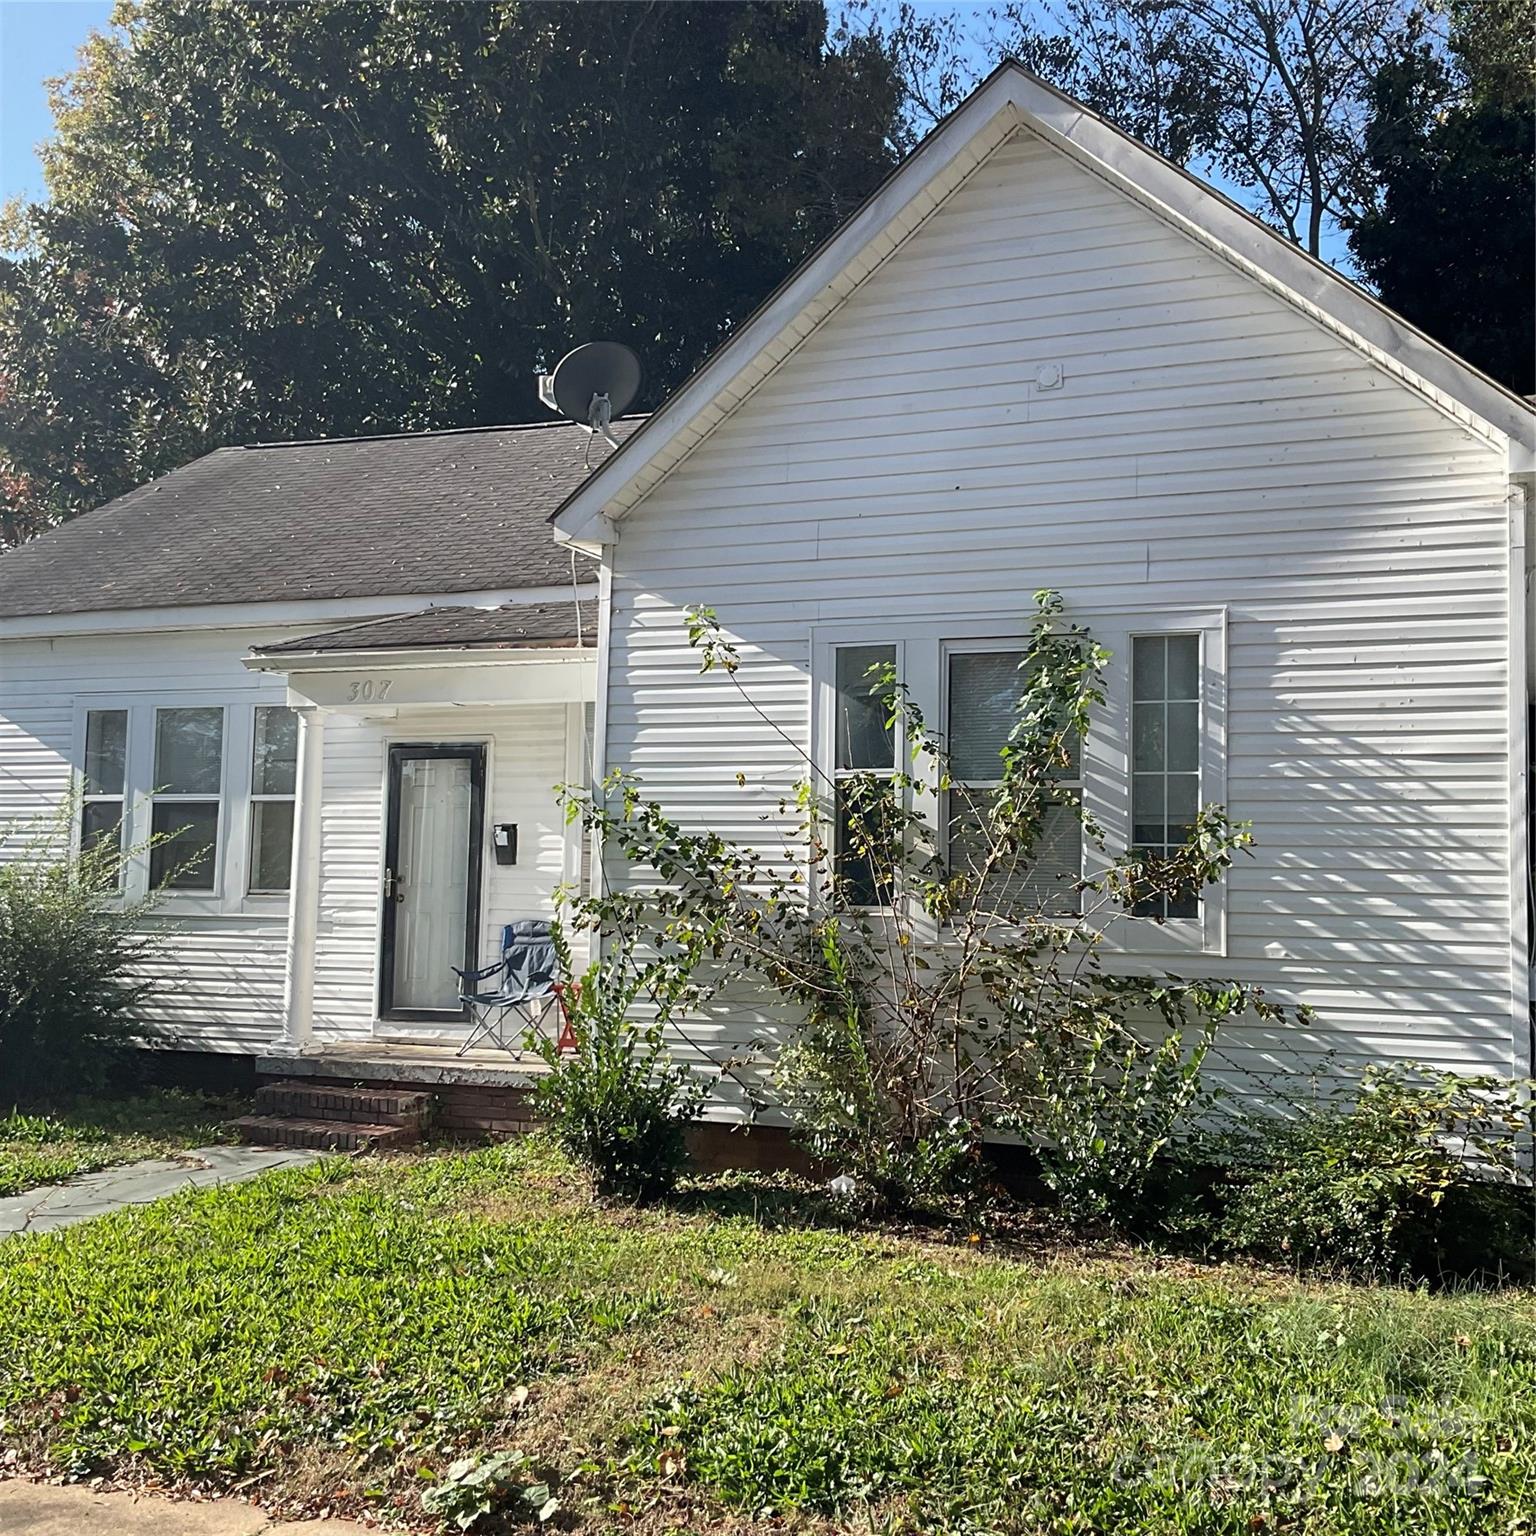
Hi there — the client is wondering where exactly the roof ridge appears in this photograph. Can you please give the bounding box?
[243,414,648,451]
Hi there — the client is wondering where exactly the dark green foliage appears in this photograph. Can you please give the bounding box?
[422,1449,558,1529]
[1349,0,1536,393]
[1215,1064,1536,1278]
[532,927,706,1203]
[0,0,902,541]
[0,809,161,1101]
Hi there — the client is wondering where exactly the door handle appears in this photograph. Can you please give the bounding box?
[384,868,405,903]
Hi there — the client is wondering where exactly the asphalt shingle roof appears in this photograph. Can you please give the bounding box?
[0,418,642,620]
[253,599,597,656]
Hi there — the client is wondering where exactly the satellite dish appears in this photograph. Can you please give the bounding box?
[542,342,642,430]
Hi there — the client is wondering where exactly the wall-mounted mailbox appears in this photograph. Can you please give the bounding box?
[492,823,518,866]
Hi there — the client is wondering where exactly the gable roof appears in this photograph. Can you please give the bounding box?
[0,417,641,621]
[553,61,1535,544]
[250,598,596,657]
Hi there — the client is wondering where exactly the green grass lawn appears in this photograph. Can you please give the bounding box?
[0,1089,240,1197]
[0,1138,1530,1535]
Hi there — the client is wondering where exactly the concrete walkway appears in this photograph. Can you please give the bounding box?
[0,1481,366,1532]
[0,1145,317,1238]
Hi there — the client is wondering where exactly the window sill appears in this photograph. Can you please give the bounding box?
[1098,910,1222,959]
[143,892,292,921]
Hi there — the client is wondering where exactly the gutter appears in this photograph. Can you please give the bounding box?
[242,646,595,674]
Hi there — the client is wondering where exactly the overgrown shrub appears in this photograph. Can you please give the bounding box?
[0,806,161,1102]
[1214,1063,1535,1277]
[1006,1003,1220,1225]
[532,924,706,1203]
[562,593,1300,1219]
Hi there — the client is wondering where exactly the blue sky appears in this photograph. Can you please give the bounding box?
[0,0,114,203]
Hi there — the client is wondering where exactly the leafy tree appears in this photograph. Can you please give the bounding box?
[863,0,1432,255]
[1348,0,1535,393]
[0,0,902,541]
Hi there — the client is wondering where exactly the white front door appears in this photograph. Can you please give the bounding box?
[382,745,484,1017]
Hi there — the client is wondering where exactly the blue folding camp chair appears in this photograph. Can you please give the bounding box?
[453,919,562,1058]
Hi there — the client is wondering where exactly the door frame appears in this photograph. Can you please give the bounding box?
[378,742,486,1023]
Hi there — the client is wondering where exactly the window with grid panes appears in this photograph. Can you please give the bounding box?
[80,709,127,882]
[945,649,1083,917]
[149,707,224,891]
[1130,633,1202,919]
[831,644,898,907]
[248,705,298,893]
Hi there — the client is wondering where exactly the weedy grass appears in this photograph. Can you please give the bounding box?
[0,1089,240,1197]
[0,1137,1530,1535]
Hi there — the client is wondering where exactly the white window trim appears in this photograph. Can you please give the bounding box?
[1085,607,1229,959]
[72,695,293,917]
[811,605,1229,957]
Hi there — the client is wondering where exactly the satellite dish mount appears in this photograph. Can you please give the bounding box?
[538,342,642,467]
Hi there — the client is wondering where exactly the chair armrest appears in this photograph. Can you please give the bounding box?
[453,960,504,984]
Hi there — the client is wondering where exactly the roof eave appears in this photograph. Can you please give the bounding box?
[243,643,595,673]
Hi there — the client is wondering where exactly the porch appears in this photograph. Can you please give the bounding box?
[243,599,595,1068]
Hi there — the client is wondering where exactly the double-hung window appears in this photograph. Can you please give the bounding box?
[1130,633,1202,919]
[831,644,898,907]
[80,709,128,875]
[149,707,225,891]
[248,705,299,893]
[946,648,1083,917]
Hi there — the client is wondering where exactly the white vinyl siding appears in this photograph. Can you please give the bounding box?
[601,123,1516,1106]
[0,626,302,1050]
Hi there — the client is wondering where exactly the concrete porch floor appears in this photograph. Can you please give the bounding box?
[257,1041,552,1088]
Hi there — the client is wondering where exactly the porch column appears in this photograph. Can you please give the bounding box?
[281,705,327,1050]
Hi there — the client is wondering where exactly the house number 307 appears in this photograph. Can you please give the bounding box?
[346,679,393,702]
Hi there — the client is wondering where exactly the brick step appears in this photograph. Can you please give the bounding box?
[231,1114,422,1153]
[254,1081,432,1126]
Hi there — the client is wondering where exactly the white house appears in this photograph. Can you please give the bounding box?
[552,63,1535,1107]
[2,64,1532,1132]
[0,422,624,1086]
